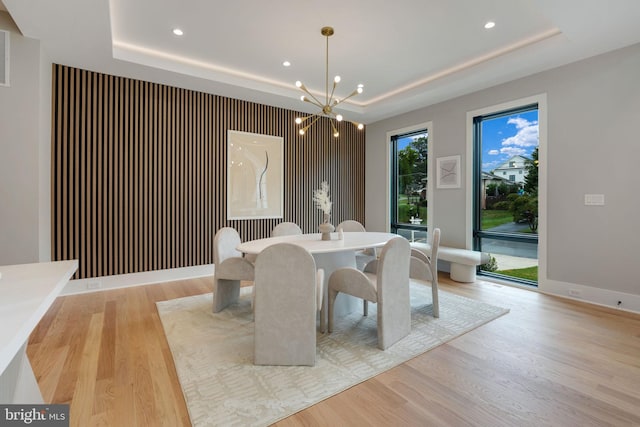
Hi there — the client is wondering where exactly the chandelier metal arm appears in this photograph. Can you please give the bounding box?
[300,115,322,134]
[330,119,340,137]
[337,88,361,105]
[297,83,325,108]
[296,114,320,124]
[302,96,324,110]
[328,81,338,107]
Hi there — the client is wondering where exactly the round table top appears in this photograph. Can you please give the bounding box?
[237,231,399,255]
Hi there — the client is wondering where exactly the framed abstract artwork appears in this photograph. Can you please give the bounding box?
[227,130,284,220]
[436,155,461,189]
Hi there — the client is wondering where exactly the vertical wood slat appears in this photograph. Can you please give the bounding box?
[51,64,366,279]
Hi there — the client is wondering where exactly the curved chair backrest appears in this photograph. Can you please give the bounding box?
[376,236,411,349]
[336,220,366,232]
[409,250,431,281]
[410,228,440,282]
[254,243,319,366]
[213,227,242,265]
[338,220,376,261]
[409,228,440,318]
[430,228,440,267]
[377,237,410,296]
[271,222,303,237]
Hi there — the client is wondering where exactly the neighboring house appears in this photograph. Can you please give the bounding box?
[480,171,510,209]
[491,155,529,185]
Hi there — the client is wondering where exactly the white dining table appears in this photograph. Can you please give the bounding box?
[237,231,397,325]
[0,260,78,403]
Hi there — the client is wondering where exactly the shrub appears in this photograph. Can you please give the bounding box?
[497,183,519,196]
[493,201,511,210]
[480,254,498,272]
[509,194,538,231]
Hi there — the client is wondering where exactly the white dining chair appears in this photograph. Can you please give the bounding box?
[212,227,255,313]
[328,236,411,350]
[336,220,377,270]
[271,221,303,237]
[254,243,325,366]
[410,228,440,318]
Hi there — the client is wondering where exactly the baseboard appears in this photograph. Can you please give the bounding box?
[539,278,640,314]
[61,264,214,296]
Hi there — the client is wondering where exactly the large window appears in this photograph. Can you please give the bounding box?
[391,129,428,242]
[473,104,539,285]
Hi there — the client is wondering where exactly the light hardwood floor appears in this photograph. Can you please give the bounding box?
[27,275,640,426]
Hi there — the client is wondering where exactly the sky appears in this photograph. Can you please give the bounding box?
[395,108,538,172]
[481,109,539,172]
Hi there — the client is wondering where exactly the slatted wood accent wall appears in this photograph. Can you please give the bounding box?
[51,64,365,279]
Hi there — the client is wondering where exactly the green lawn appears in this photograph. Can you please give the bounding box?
[481,210,513,229]
[496,266,538,281]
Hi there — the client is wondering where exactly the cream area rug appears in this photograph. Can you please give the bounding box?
[156,283,509,427]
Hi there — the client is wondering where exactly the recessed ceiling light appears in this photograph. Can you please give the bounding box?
[282,61,291,67]
[173,28,184,36]
[484,21,496,29]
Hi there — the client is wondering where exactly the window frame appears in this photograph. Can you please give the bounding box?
[387,123,433,240]
[471,102,539,285]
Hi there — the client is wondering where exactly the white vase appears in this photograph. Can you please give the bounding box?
[319,213,334,240]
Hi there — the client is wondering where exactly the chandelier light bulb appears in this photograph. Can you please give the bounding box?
[333,131,339,137]
[357,86,363,94]
[334,76,341,83]
[295,81,302,88]
[336,114,343,121]
[299,129,305,135]
[295,117,302,124]
[357,123,364,130]
[300,95,306,101]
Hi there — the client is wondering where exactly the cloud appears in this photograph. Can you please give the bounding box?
[500,146,527,157]
[482,160,502,170]
[507,117,531,129]
[501,117,539,148]
[487,149,499,155]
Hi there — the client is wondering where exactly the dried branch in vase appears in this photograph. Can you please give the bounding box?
[313,181,332,219]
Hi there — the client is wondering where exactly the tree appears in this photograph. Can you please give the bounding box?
[497,182,518,196]
[507,193,538,232]
[408,136,428,190]
[398,145,418,194]
[523,147,539,195]
[411,136,428,173]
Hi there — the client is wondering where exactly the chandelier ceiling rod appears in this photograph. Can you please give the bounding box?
[295,26,364,138]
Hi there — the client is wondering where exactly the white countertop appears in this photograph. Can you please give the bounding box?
[237,232,398,255]
[0,260,78,374]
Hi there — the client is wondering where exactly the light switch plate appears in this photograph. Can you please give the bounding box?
[584,194,605,206]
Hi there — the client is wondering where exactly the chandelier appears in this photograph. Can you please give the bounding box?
[295,26,364,138]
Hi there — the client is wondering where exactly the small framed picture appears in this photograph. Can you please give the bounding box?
[436,155,461,189]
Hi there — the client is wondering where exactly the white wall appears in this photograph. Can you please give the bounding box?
[37,31,51,262]
[0,11,50,265]
[366,42,640,311]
